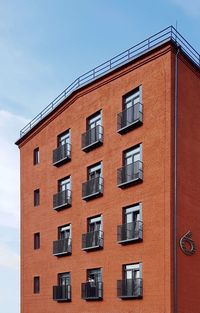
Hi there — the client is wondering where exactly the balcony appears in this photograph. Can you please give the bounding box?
[82,177,103,201]
[53,189,72,210]
[82,125,103,152]
[53,285,71,302]
[53,238,72,256]
[117,103,143,134]
[117,161,143,188]
[81,282,103,300]
[117,278,143,299]
[82,230,103,251]
[52,143,71,166]
[117,221,143,244]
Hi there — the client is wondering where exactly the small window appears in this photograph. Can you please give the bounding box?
[34,233,40,249]
[88,162,102,180]
[123,203,142,224]
[58,130,70,147]
[34,189,40,207]
[33,148,39,165]
[58,176,71,192]
[123,263,141,280]
[58,224,71,240]
[123,145,142,166]
[34,276,40,294]
[58,272,71,286]
[87,111,102,130]
[88,215,102,232]
[123,87,141,110]
[87,268,102,283]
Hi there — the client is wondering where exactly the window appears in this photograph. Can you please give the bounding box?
[88,215,102,233]
[123,145,141,166]
[87,111,102,130]
[117,86,142,133]
[118,203,143,243]
[88,162,102,180]
[58,224,71,240]
[34,189,40,206]
[53,177,72,210]
[82,215,103,250]
[33,148,39,165]
[58,176,71,192]
[82,111,103,151]
[34,276,40,294]
[123,203,142,224]
[87,268,102,284]
[123,263,141,280]
[123,87,141,111]
[53,272,71,301]
[34,232,40,249]
[117,144,143,187]
[58,130,70,147]
[82,268,103,300]
[53,224,72,256]
[117,263,143,298]
[58,272,71,287]
[82,162,103,200]
[53,130,71,166]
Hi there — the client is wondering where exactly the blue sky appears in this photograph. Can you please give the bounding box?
[0,1,199,312]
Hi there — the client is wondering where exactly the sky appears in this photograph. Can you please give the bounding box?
[0,1,200,312]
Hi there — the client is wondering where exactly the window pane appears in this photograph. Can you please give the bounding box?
[34,277,40,294]
[34,189,40,206]
[34,233,40,249]
[33,148,39,165]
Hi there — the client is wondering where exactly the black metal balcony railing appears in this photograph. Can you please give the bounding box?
[53,238,72,256]
[53,189,72,210]
[82,230,103,251]
[82,176,103,200]
[19,26,200,139]
[117,160,143,188]
[82,125,103,152]
[117,221,143,243]
[53,143,71,166]
[117,278,143,299]
[53,285,71,301]
[117,103,143,133]
[81,282,103,300]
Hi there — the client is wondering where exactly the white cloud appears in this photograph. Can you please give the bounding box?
[0,110,28,229]
[171,0,200,17]
[0,242,19,269]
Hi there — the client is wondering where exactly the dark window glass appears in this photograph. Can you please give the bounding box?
[88,162,102,180]
[58,131,70,146]
[34,276,40,294]
[33,148,39,165]
[34,233,40,249]
[58,272,71,286]
[87,268,102,283]
[87,111,101,130]
[34,189,40,206]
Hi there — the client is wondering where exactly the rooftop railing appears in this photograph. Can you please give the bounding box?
[19,26,200,138]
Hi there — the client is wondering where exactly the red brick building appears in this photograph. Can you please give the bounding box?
[16,26,200,313]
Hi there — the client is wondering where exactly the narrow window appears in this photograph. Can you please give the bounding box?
[33,148,39,165]
[34,189,40,207]
[34,233,40,249]
[33,276,40,294]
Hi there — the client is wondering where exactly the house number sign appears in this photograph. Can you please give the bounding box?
[179,230,196,256]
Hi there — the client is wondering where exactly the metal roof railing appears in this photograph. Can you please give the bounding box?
[19,26,200,138]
